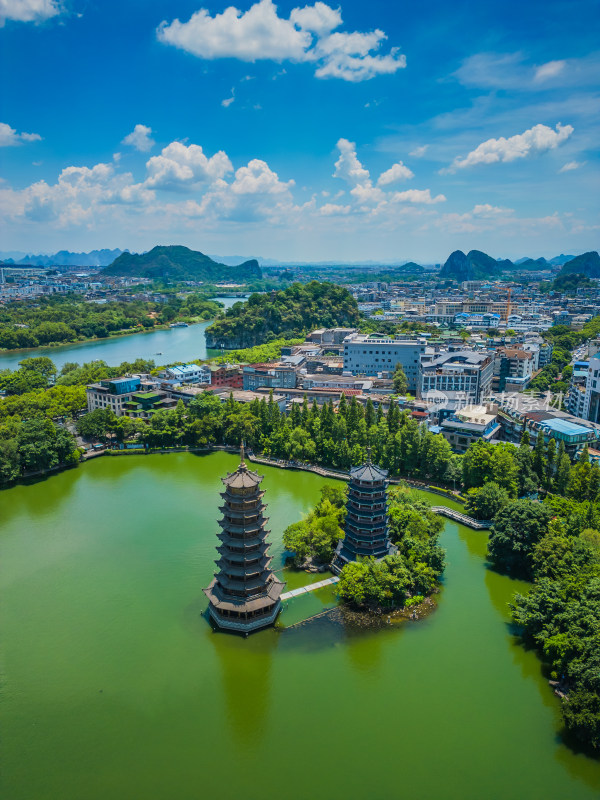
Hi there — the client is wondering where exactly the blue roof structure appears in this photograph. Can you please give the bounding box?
[540,418,591,437]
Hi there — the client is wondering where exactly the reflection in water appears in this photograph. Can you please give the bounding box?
[213,625,279,748]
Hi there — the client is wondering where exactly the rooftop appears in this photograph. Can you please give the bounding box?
[350,460,388,482]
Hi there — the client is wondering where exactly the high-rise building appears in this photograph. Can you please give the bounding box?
[204,446,285,634]
[331,456,396,574]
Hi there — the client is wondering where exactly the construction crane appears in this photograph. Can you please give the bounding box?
[501,286,512,322]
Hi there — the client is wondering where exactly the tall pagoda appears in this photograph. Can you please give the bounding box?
[331,453,396,574]
[204,445,285,634]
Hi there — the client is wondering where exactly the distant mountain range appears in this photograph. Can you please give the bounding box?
[0,249,124,267]
[515,254,574,267]
[438,250,597,281]
[100,245,262,282]
[0,245,594,277]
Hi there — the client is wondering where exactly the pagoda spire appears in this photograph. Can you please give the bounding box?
[240,439,246,469]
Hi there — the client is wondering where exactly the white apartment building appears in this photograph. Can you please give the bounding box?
[419,350,494,403]
[163,364,210,384]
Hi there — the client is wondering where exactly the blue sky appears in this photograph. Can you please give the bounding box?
[0,0,598,262]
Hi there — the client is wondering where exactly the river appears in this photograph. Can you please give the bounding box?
[0,296,248,372]
[1,451,598,800]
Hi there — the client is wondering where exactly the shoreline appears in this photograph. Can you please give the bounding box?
[0,317,213,360]
[0,445,467,505]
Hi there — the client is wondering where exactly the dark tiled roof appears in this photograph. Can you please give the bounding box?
[350,462,388,482]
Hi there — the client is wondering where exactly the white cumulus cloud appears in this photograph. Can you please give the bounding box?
[157,0,312,62]
[289,1,341,35]
[230,159,294,195]
[313,29,405,82]
[320,202,351,215]
[0,0,61,26]
[377,161,414,186]
[333,138,370,184]
[0,121,42,146]
[391,189,445,205]
[144,141,233,190]
[122,124,155,152]
[157,0,405,82]
[443,123,574,173]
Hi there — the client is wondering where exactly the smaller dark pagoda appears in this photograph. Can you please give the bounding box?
[204,444,285,634]
[331,452,396,574]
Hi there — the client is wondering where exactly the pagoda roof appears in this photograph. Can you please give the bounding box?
[222,465,263,489]
[204,577,284,613]
[221,443,264,488]
[350,461,388,482]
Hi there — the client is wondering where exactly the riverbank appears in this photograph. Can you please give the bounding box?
[0,295,248,372]
[0,318,206,357]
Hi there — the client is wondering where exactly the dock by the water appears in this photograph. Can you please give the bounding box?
[281,576,339,601]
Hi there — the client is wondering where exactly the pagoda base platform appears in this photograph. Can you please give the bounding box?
[208,601,282,634]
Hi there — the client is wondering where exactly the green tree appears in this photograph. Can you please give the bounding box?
[487,500,552,578]
[465,482,510,520]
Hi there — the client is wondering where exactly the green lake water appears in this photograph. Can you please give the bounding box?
[1,451,599,800]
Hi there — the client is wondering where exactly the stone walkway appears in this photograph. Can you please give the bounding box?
[281,576,340,601]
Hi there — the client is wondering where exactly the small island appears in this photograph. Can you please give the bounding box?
[283,455,445,617]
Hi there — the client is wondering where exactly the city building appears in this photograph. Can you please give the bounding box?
[419,350,493,404]
[86,376,142,415]
[492,347,534,392]
[331,456,396,574]
[163,364,210,384]
[122,390,178,418]
[204,446,285,634]
[306,327,358,350]
[436,403,500,454]
[497,398,600,456]
[343,334,430,390]
[582,357,600,423]
[242,364,297,391]
[210,364,243,389]
[300,373,373,392]
[566,361,590,418]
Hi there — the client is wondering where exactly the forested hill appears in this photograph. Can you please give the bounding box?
[101,245,262,282]
[557,251,600,278]
[205,281,360,348]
